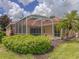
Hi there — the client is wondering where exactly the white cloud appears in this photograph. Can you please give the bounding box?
[7,1,31,20]
[0,0,9,12]
[0,0,31,20]
[0,14,2,16]
[33,0,79,17]
[23,11,31,17]
[69,0,79,11]
[51,0,72,16]
[0,0,79,20]
[18,0,35,5]
[32,3,51,17]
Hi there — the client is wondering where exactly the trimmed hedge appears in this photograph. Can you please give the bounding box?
[2,35,52,54]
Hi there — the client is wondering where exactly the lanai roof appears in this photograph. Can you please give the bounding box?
[6,15,60,28]
[27,16,60,27]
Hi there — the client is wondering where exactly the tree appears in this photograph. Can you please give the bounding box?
[56,10,79,40]
[0,15,11,31]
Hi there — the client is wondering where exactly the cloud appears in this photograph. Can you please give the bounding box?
[7,1,31,20]
[0,0,9,12]
[0,0,79,21]
[18,0,35,5]
[32,3,51,17]
[69,0,79,11]
[0,14,2,16]
[33,0,79,17]
[0,0,31,20]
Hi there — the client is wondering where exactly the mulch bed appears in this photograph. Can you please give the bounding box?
[34,54,48,59]
[52,39,64,48]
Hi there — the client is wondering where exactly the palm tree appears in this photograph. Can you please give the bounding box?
[56,10,79,40]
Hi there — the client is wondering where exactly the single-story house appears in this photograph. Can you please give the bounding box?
[6,15,68,39]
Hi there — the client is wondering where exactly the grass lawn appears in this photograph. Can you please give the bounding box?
[48,40,79,59]
[0,44,34,59]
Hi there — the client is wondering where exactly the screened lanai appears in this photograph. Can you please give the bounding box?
[12,17,60,37]
[6,16,61,38]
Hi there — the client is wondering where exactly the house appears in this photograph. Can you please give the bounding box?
[6,15,61,39]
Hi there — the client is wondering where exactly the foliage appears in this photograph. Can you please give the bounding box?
[0,25,3,31]
[0,15,11,31]
[56,10,79,39]
[2,35,52,54]
[57,10,79,31]
[0,31,5,42]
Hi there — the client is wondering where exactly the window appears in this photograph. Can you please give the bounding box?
[30,27,41,35]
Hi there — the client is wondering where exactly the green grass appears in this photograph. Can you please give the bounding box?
[48,41,79,59]
[0,44,34,59]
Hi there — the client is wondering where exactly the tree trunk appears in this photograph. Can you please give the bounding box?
[65,32,69,40]
[61,29,65,40]
[75,32,78,39]
[64,29,69,41]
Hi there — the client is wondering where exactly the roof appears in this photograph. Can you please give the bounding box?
[26,15,48,19]
[6,20,18,28]
[6,15,61,28]
[27,17,60,27]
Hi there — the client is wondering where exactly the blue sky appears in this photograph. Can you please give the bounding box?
[10,0,38,12]
[0,0,38,14]
[0,0,79,20]
[0,7,4,14]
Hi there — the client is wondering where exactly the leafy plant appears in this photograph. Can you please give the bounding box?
[56,10,79,40]
[2,35,52,54]
[0,31,5,42]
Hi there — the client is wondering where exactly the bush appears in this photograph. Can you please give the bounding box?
[0,31,5,42]
[2,35,52,54]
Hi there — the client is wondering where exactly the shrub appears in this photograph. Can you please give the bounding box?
[0,31,5,42]
[2,35,52,54]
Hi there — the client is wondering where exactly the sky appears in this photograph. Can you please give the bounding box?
[0,0,79,21]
